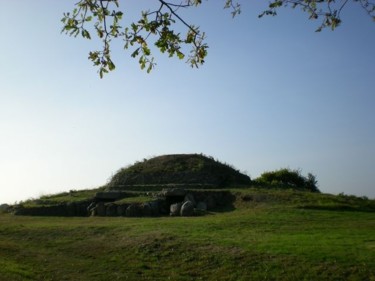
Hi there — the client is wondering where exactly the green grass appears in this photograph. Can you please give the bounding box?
[114,195,154,204]
[1,189,374,281]
[20,188,105,207]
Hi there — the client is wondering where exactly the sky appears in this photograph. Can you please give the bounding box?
[1,1,374,204]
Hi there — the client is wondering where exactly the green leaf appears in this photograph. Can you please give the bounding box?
[131,48,140,58]
[82,29,91,39]
[177,51,185,60]
[143,45,151,56]
[108,60,115,71]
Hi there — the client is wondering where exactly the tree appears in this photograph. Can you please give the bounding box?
[61,0,375,77]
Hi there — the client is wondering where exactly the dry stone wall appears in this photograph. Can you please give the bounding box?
[13,189,235,217]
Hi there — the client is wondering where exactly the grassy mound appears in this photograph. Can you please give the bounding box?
[106,154,251,190]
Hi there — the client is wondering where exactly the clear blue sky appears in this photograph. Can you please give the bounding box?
[1,1,374,203]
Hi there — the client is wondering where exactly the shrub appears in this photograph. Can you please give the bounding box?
[254,168,320,192]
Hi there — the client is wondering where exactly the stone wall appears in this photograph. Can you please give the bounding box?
[13,189,235,217]
[13,201,92,217]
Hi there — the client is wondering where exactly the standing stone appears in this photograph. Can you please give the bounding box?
[87,202,96,214]
[205,195,216,210]
[159,200,170,215]
[141,203,152,216]
[126,204,142,217]
[196,201,207,211]
[180,201,194,216]
[96,202,106,216]
[117,204,127,216]
[148,200,160,216]
[170,202,183,216]
[66,202,76,216]
[106,203,117,216]
[90,207,97,216]
[184,193,196,207]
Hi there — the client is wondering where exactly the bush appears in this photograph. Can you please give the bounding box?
[254,168,320,192]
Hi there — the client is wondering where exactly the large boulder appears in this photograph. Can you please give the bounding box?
[126,204,142,217]
[66,202,76,216]
[196,201,207,211]
[90,207,97,216]
[105,204,117,216]
[87,202,98,216]
[148,200,160,216]
[180,201,194,216]
[141,203,152,216]
[96,202,106,216]
[117,204,128,216]
[205,195,216,210]
[87,202,96,213]
[170,202,183,216]
[184,193,196,207]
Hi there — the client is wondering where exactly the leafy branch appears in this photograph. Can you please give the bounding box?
[61,0,374,77]
[260,0,375,32]
[62,0,241,78]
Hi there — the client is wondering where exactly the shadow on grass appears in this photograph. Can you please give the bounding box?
[299,204,375,213]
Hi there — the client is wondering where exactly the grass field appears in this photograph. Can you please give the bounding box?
[1,188,374,281]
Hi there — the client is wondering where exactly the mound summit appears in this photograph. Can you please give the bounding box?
[107,154,251,190]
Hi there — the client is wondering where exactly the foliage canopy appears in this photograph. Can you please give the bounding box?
[62,0,375,77]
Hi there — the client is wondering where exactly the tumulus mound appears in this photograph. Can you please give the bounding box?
[106,154,251,190]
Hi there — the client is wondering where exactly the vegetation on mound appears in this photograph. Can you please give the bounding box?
[106,154,251,189]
